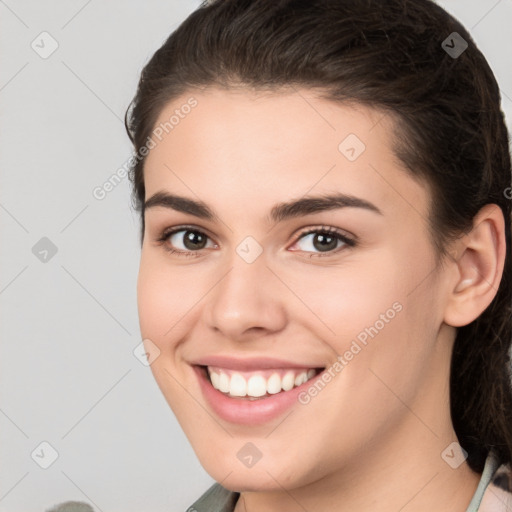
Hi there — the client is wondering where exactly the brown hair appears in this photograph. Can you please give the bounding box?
[125,0,512,473]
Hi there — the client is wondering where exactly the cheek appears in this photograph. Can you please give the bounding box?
[287,244,440,392]
[136,251,203,348]
[323,249,443,417]
[280,255,406,345]
[136,252,205,417]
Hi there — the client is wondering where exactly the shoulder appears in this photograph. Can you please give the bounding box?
[479,462,512,512]
[186,483,240,512]
[45,502,94,512]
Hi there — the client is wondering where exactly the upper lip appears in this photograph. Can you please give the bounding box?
[191,355,325,372]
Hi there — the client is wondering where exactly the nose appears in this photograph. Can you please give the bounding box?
[204,252,288,341]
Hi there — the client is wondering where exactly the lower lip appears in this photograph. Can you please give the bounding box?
[194,365,321,425]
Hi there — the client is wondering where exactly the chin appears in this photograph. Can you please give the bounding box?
[213,471,287,493]
[203,454,311,493]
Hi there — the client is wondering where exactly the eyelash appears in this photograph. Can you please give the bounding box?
[156,224,356,259]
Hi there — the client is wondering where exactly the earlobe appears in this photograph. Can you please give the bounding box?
[444,204,506,328]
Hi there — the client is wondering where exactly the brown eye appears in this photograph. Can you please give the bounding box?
[181,230,208,250]
[290,227,355,256]
[163,228,216,253]
[310,232,339,252]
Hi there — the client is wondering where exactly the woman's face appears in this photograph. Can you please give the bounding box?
[138,87,456,491]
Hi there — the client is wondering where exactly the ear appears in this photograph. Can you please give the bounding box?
[443,204,507,328]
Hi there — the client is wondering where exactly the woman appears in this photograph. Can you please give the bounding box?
[125,0,512,510]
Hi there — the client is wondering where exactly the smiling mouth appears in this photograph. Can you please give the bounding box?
[199,365,324,400]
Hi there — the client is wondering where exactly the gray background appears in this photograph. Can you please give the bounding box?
[0,1,511,511]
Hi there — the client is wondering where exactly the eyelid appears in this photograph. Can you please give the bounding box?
[293,225,356,243]
[158,224,218,244]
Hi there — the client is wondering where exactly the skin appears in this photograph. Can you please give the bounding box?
[137,87,506,512]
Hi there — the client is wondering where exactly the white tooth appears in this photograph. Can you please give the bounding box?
[295,371,307,387]
[247,375,267,397]
[229,373,247,397]
[267,373,282,394]
[307,369,317,380]
[218,372,230,393]
[282,371,295,391]
[210,371,220,390]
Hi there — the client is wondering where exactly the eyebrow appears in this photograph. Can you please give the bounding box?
[144,191,382,224]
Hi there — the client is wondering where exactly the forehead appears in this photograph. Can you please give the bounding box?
[143,87,429,221]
